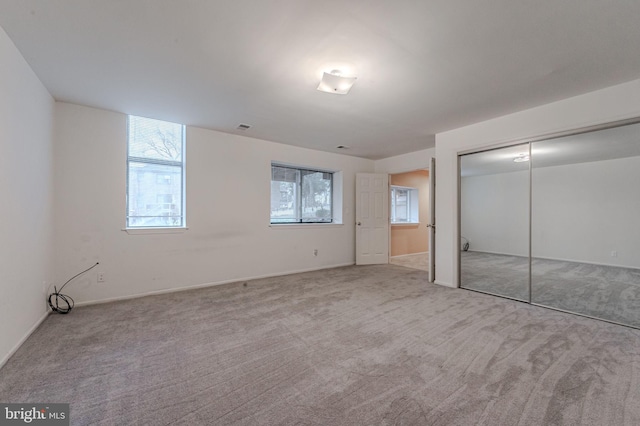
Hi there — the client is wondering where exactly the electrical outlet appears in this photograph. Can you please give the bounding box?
[313,249,318,256]
[97,272,106,283]
[611,251,617,257]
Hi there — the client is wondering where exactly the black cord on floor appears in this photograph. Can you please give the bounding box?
[48,262,99,314]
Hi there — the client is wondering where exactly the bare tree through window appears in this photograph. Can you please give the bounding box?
[127,116,185,228]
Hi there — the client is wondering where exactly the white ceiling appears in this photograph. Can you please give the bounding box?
[2,1,640,160]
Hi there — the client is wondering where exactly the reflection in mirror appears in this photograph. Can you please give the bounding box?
[459,143,530,301]
[531,122,640,327]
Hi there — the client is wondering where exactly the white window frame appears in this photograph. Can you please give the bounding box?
[126,115,186,229]
[391,185,419,224]
[270,163,335,224]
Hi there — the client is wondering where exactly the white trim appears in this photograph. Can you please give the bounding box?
[390,184,418,191]
[435,279,456,288]
[467,250,640,271]
[0,311,49,370]
[390,251,429,259]
[466,249,528,257]
[534,255,640,271]
[74,262,355,307]
[271,161,338,174]
[123,227,188,235]
[269,223,343,229]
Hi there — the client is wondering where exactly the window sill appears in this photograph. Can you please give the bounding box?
[391,222,420,227]
[270,223,343,229]
[123,227,189,235]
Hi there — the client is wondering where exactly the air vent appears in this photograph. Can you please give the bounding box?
[336,145,350,150]
[236,123,251,130]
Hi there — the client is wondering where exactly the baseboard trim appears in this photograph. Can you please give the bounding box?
[466,249,528,258]
[434,279,456,288]
[390,251,429,259]
[75,262,356,307]
[467,250,640,271]
[532,255,640,271]
[0,310,49,370]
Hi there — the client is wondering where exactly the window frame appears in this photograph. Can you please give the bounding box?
[126,115,186,229]
[270,163,334,224]
[390,185,419,224]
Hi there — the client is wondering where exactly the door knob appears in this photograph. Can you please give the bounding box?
[357,222,361,226]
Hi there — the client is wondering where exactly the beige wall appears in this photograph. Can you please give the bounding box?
[390,170,429,256]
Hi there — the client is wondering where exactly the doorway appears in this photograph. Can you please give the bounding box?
[389,169,430,272]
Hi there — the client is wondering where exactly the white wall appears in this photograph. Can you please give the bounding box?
[461,170,529,257]
[53,102,374,304]
[436,79,640,287]
[0,27,54,366]
[374,148,435,174]
[462,156,640,269]
[533,156,640,268]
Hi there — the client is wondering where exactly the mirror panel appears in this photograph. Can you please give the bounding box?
[460,144,530,301]
[531,122,640,327]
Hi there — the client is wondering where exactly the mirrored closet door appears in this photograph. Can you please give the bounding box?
[459,120,640,329]
[459,144,530,302]
[531,122,640,328]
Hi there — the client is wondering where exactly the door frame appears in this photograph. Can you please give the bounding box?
[387,163,434,280]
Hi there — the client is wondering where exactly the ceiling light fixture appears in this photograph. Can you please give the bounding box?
[317,70,357,95]
[513,153,530,163]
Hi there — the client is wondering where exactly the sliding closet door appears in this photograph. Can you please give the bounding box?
[531,122,640,327]
[460,144,530,301]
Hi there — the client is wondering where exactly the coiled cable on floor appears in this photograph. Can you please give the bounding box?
[48,262,99,314]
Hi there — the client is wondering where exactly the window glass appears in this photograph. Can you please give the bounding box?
[127,116,185,228]
[128,116,183,161]
[271,164,333,223]
[391,186,418,223]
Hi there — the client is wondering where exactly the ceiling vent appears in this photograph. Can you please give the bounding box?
[236,123,251,130]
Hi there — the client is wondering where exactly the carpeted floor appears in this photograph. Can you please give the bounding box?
[2,264,640,425]
[461,251,640,328]
[389,253,429,271]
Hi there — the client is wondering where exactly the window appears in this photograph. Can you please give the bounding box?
[270,164,333,223]
[127,115,185,228]
[156,174,172,185]
[391,186,419,224]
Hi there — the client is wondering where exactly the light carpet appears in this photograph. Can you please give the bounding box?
[389,253,429,271]
[2,265,640,425]
[461,251,640,328]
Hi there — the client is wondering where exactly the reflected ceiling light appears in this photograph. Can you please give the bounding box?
[317,69,357,94]
[513,153,530,163]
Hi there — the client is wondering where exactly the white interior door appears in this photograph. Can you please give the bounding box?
[356,173,389,265]
[428,158,436,282]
